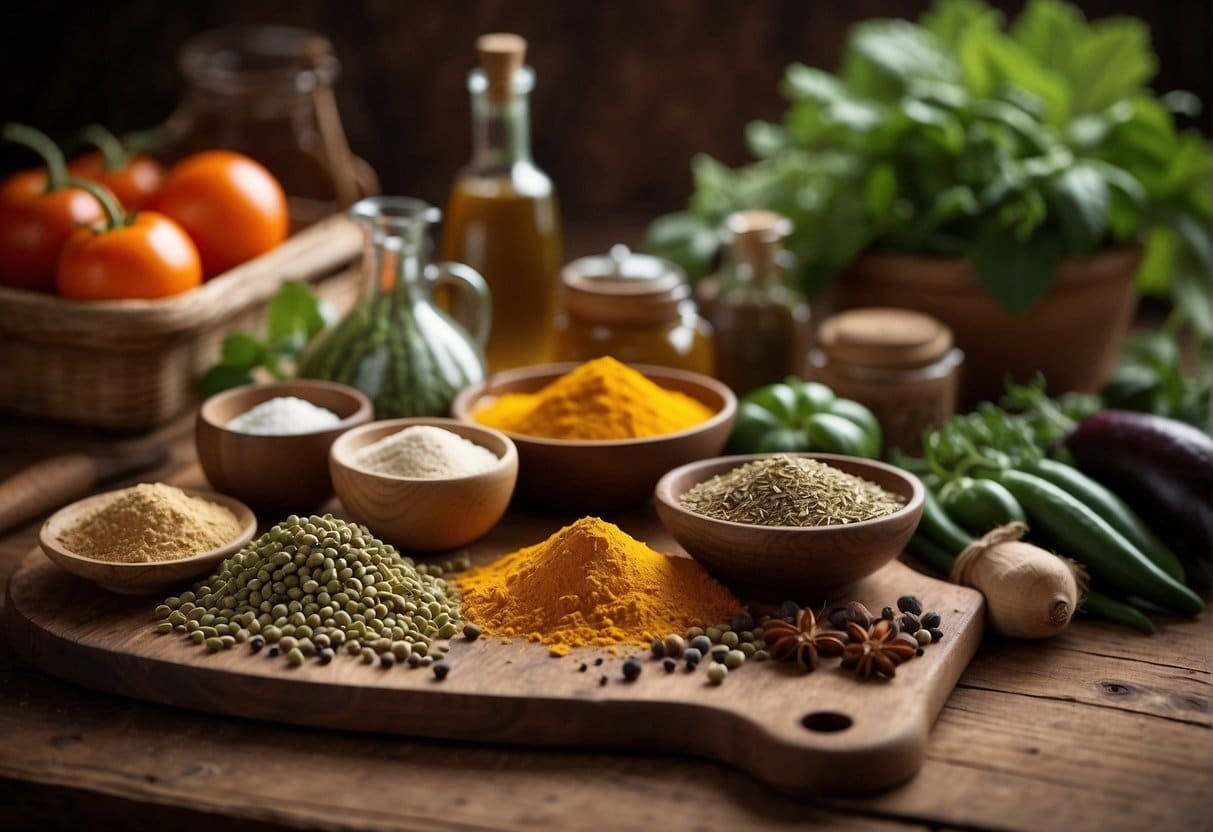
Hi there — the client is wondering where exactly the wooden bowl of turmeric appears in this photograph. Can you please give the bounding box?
[452,358,736,512]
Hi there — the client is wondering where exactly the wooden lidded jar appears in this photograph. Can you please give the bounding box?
[808,308,963,454]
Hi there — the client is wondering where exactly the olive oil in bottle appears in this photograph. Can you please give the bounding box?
[439,33,562,371]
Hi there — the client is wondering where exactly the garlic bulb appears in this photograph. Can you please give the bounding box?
[951,522,1085,639]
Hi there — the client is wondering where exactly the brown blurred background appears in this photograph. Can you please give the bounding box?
[1,0,1210,219]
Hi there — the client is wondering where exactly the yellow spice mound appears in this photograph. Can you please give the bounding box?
[457,517,744,656]
[472,356,714,440]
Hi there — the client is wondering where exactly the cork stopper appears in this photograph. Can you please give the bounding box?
[477,33,527,105]
[818,308,954,370]
[725,210,791,282]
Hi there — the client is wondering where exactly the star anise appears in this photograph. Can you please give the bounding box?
[840,620,919,679]
[764,608,849,672]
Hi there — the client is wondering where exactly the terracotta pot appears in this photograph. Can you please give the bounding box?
[831,246,1141,407]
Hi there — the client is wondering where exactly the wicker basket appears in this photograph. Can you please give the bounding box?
[0,215,364,432]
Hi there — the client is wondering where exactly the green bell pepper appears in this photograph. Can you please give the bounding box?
[727,377,883,458]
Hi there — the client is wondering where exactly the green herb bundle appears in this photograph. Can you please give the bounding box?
[646,0,1212,334]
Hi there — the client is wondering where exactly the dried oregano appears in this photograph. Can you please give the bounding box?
[679,455,905,526]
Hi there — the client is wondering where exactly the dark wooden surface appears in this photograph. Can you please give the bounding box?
[1,418,1211,831]
[1,1,1210,216]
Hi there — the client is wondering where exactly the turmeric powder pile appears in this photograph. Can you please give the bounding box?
[472,356,714,440]
[457,517,744,656]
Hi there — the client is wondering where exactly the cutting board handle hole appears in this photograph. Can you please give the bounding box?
[801,711,853,733]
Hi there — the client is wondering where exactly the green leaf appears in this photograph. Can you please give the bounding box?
[1047,162,1111,253]
[1172,268,1213,342]
[219,331,267,367]
[1068,18,1156,114]
[843,20,958,101]
[198,364,256,399]
[1010,0,1085,79]
[922,0,1004,51]
[267,282,326,347]
[863,163,897,221]
[969,226,1064,315]
[782,64,850,103]
[642,212,721,281]
[745,120,788,158]
[958,28,1071,124]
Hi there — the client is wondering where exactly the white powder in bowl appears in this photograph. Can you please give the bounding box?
[227,396,342,435]
[354,425,499,478]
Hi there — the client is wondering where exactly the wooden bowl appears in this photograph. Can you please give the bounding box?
[39,486,256,595]
[329,418,518,552]
[654,453,925,600]
[197,380,373,513]
[452,362,737,512]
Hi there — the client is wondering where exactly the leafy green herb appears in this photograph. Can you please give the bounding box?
[645,0,1212,333]
[198,282,332,399]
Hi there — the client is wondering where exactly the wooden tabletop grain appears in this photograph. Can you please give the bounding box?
[0,415,1209,832]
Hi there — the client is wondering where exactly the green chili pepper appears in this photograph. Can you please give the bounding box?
[990,470,1204,617]
[939,477,1025,536]
[726,377,882,458]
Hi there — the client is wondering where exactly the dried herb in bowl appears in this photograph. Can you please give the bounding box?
[678,455,904,526]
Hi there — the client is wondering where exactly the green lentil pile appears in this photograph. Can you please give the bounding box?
[154,514,464,667]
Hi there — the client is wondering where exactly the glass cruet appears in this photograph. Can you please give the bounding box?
[299,197,490,418]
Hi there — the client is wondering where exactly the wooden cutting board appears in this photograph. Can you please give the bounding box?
[3,506,984,797]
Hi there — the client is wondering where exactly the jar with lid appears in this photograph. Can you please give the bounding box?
[708,210,809,395]
[554,245,715,375]
[150,25,378,227]
[808,307,964,454]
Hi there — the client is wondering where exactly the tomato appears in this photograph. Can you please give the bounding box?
[57,182,201,301]
[148,150,288,279]
[0,125,104,293]
[67,150,164,211]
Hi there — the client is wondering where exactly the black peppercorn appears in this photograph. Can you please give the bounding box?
[881,605,896,621]
[900,612,921,632]
[578,662,588,673]
[379,652,395,669]
[268,646,280,658]
[650,638,666,659]
[662,657,676,673]
[433,660,451,680]
[318,647,334,665]
[711,647,729,664]
[897,595,923,615]
[928,628,944,642]
[622,657,643,681]
[594,657,604,666]
[462,624,482,642]
[828,607,849,630]
[921,611,942,629]
[599,675,608,687]
[249,635,266,653]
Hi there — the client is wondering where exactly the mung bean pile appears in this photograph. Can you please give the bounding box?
[154,514,463,668]
[679,455,905,526]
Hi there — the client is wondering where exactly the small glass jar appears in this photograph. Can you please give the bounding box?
[151,25,378,227]
[708,210,809,395]
[808,308,964,454]
[554,245,715,375]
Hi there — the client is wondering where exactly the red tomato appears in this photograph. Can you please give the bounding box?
[57,209,202,301]
[0,167,103,293]
[148,151,288,279]
[67,150,164,211]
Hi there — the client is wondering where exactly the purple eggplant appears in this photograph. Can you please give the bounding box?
[1064,410,1213,562]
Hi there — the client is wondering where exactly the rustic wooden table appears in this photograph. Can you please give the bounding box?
[0,416,1209,832]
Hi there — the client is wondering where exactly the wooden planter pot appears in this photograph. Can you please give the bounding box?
[831,246,1142,406]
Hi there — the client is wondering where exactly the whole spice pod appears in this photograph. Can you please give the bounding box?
[951,522,1085,639]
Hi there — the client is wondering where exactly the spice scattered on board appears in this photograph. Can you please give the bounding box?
[226,396,341,435]
[679,454,905,526]
[354,425,498,478]
[457,517,744,656]
[472,356,714,440]
[154,514,462,666]
[59,483,241,563]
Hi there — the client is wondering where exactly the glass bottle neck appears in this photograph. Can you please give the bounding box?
[467,69,534,173]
